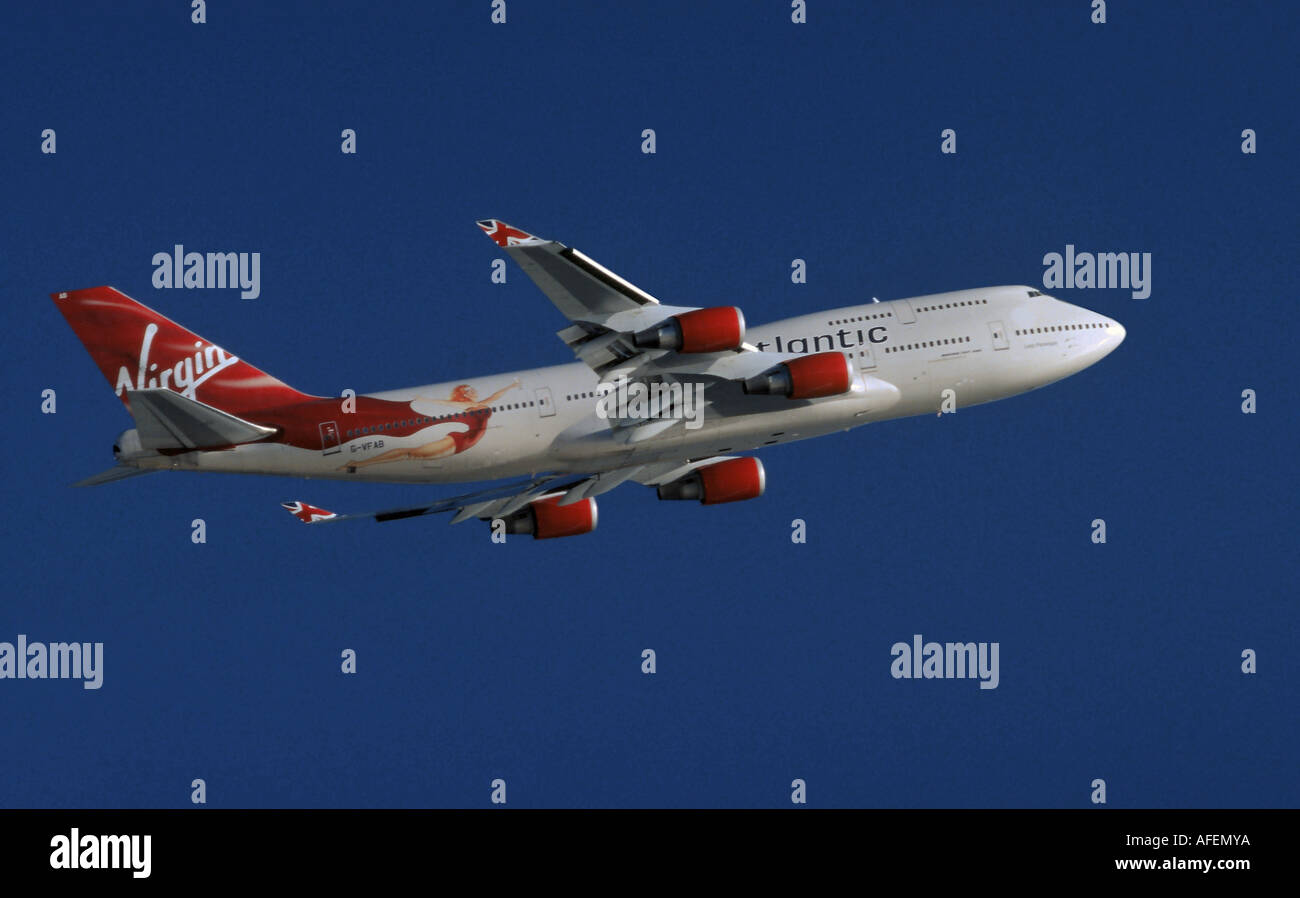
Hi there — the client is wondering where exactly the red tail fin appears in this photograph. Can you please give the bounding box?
[52,286,318,415]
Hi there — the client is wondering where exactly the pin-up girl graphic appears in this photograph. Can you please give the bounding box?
[340,379,521,470]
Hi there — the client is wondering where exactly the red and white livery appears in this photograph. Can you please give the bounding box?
[52,220,1125,539]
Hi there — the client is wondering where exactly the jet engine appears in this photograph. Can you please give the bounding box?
[499,495,598,539]
[633,306,746,354]
[741,351,854,400]
[656,457,766,505]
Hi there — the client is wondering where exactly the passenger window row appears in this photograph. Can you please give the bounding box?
[884,336,972,354]
[917,299,989,313]
[1015,322,1109,336]
[829,311,893,325]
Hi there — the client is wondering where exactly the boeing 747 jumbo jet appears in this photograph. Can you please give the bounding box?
[53,220,1125,539]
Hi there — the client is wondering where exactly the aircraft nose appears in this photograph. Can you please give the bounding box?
[1087,317,1125,365]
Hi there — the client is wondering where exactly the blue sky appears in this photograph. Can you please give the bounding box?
[0,1,1295,807]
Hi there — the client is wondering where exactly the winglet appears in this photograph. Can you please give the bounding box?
[475,219,547,247]
[281,501,338,524]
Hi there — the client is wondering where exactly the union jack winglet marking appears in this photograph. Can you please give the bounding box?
[475,219,539,247]
[281,501,337,523]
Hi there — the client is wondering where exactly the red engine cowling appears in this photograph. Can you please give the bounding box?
[741,351,854,400]
[633,306,746,354]
[501,496,598,539]
[656,457,766,505]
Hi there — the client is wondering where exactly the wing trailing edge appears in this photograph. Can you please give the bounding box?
[71,465,158,488]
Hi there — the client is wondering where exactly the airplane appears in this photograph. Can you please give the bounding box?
[52,219,1126,539]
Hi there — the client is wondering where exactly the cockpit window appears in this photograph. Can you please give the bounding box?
[1027,289,1044,298]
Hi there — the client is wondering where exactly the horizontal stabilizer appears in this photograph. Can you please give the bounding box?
[72,465,157,488]
[127,388,277,450]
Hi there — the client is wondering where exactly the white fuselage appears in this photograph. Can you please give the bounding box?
[136,286,1125,483]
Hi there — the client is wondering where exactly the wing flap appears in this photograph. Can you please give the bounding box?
[72,465,158,487]
[282,473,589,526]
[557,465,644,504]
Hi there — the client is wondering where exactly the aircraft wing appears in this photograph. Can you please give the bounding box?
[555,456,742,503]
[72,465,158,487]
[281,457,742,524]
[282,472,591,526]
[476,218,661,320]
[476,219,811,385]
